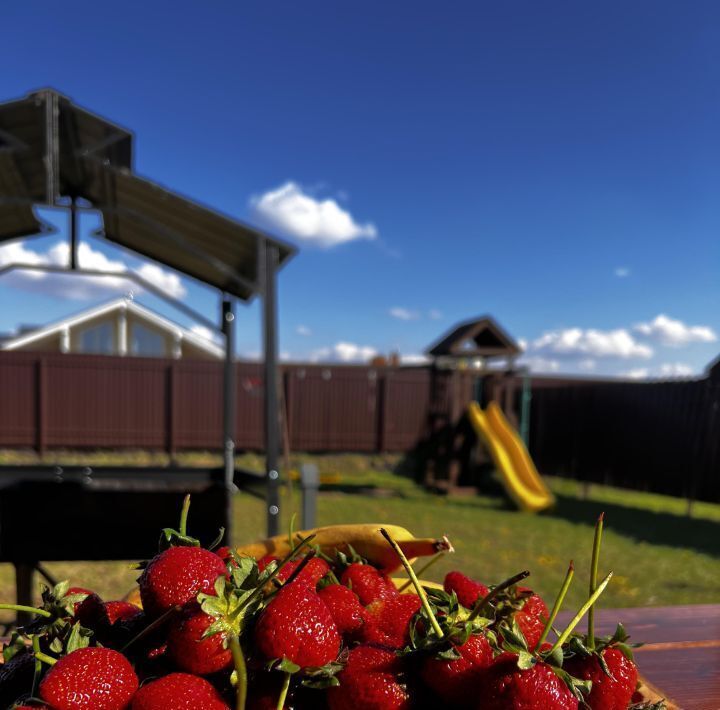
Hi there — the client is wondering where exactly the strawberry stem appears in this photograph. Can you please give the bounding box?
[380,528,444,640]
[34,651,57,666]
[121,604,182,651]
[587,512,604,650]
[31,635,41,697]
[179,494,191,537]
[276,671,291,710]
[0,604,52,619]
[230,634,247,710]
[397,552,445,593]
[467,570,530,622]
[535,561,574,651]
[548,571,613,655]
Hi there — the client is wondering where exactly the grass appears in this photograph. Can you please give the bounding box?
[0,451,718,623]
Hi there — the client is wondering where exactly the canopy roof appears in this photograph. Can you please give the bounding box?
[426,315,521,360]
[0,89,294,300]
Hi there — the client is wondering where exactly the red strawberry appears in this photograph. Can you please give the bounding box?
[318,584,367,636]
[513,589,549,651]
[167,608,232,675]
[328,645,410,710]
[254,581,341,668]
[565,647,638,710]
[340,563,397,606]
[277,557,330,587]
[444,571,490,609]
[131,672,230,709]
[421,633,494,704]
[64,586,93,614]
[105,601,144,625]
[256,554,280,572]
[361,594,421,649]
[39,647,138,710]
[481,652,578,710]
[138,546,227,617]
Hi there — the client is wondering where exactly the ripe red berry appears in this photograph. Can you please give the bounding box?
[421,633,494,704]
[277,557,330,587]
[340,563,397,606]
[514,590,549,651]
[131,672,230,709]
[328,645,410,710]
[254,581,341,668]
[167,608,233,675]
[361,593,421,649]
[481,652,578,710]
[138,546,227,617]
[565,647,638,710]
[318,584,367,636]
[39,647,138,710]
[444,571,490,609]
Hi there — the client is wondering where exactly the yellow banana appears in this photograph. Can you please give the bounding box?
[233,523,452,574]
[391,577,444,594]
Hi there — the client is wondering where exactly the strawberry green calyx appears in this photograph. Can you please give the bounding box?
[467,570,530,622]
[380,527,444,640]
[535,561,574,651]
[588,512,605,650]
[33,651,57,667]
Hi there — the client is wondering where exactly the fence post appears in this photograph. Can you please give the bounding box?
[166,363,177,457]
[300,463,319,529]
[376,370,388,453]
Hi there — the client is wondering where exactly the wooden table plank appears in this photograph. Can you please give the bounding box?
[558,605,720,709]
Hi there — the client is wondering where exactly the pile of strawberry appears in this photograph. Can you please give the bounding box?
[0,505,665,709]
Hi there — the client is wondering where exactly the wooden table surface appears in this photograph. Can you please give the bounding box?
[558,604,720,710]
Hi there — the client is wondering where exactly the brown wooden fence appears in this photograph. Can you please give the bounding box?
[1,352,718,501]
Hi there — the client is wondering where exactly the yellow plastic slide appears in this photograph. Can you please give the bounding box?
[467,401,555,512]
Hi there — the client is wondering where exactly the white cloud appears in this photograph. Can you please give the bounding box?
[310,341,378,363]
[428,309,443,320]
[578,359,597,371]
[531,327,652,359]
[614,267,630,278]
[634,314,716,347]
[623,368,650,380]
[296,324,312,336]
[518,338,528,352]
[250,182,377,247]
[658,362,695,378]
[0,240,186,300]
[389,307,420,321]
[400,353,430,365]
[520,356,561,373]
[136,263,186,299]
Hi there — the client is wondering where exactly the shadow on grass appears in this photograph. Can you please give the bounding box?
[548,493,720,558]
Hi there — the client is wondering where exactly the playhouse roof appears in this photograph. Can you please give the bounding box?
[426,315,521,360]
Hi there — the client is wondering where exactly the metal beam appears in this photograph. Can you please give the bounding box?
[221,297,236,545]
[261,241,281,536]
[69,196,78,270]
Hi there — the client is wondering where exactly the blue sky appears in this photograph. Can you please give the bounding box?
[1,1,718,377]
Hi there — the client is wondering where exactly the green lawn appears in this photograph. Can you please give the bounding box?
[0,452,718,621]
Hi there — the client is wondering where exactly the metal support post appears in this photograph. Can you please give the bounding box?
[221,298,235,545]
[520,374,531,446]
[261,242,281,537]
[69,196,78,269]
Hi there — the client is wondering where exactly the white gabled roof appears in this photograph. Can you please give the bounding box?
[0,297,224,358]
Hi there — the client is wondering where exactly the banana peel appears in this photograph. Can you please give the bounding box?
[233,523,452,574]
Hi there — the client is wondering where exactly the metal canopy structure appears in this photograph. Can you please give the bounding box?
[0,88,295,541]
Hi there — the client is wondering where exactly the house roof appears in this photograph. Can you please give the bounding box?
[0,89,296,300]
[0,297,224,358]
[426,315,521,359]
